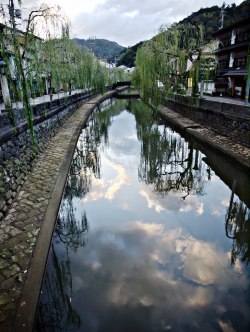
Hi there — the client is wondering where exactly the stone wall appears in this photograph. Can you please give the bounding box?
[165,98,250,148]
[0,91,92,221]
[0,113,11,130]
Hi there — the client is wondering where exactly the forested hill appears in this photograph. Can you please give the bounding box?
[179,0,250,41]
[73,38,125,61]
[117,0,250,67]
[116,42,143,68]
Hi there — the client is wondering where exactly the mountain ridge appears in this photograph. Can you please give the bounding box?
[73,38,125,62]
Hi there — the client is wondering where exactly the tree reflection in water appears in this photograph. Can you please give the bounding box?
[225,185,250,266]
[35,99,126,331]
[35,172,89,331]
[132,101,209,199]
[35,243,82,332]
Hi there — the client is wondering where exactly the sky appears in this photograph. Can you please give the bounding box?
[1,0,245,46]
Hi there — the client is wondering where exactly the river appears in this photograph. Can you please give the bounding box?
[35,98,250,332]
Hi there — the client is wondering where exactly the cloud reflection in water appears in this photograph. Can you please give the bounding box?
[82,160,129,203]
[140,185,204,215]
[70,220,249,332]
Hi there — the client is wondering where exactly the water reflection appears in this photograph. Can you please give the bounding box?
[69,222,249,332]
[35,243,82,332]
[225,185,250,266]
[133,102,208,200]
[35,99,250,332]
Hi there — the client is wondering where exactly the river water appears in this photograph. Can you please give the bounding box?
[35,98,250,332]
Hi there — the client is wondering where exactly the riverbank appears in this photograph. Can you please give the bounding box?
[159,106,250,172]
[0,90,117,332]
[0,92,249,331]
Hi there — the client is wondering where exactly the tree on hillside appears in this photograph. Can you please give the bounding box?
[179,0,250,42]
[116,42,143,68]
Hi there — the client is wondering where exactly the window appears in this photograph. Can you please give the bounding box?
[234,57,246,68]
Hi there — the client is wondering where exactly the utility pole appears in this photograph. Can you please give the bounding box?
[219,2,226,29]
[245,48,250,105]
[8,0,15,29]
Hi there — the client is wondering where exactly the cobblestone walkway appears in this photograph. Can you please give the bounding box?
[0,94,112,331]
[0,98,249,331]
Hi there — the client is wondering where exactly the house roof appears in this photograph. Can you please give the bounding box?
[222,68,247,76]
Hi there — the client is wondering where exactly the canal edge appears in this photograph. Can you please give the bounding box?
[12,90,117,332]
[158,106,250,172]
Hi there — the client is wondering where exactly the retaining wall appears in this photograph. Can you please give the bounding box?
[0,91,93,221]
[165,97,250,148]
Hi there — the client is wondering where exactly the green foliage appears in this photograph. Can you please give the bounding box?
[117,42,143,67]
[132,22,205,105]
[0,5,125,148]
[180,0,250,41]
[35,35,102,93]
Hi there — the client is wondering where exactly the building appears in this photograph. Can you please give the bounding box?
[0,22,45,110]
[213,17,250,100]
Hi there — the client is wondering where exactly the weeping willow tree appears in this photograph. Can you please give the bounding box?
[132,22,207,106]
[34,28,100,96]
[0,1,116,148]
[0,2,69,147]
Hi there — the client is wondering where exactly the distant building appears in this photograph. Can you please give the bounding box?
[213,17,250,99]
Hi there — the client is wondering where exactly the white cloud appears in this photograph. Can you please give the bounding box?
[8,0,245,46]
[70,0,244,46]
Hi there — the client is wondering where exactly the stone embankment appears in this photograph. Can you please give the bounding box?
[0,91,92,222]
[159,106,250,172]
[0,90,117,332]
[165,96,250,148]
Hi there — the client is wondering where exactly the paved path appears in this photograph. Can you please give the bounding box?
[1,91,249,114]
[0,93,249,331]
[0,92,114,332]
[0,89,86,112]
[202,94,250,107]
